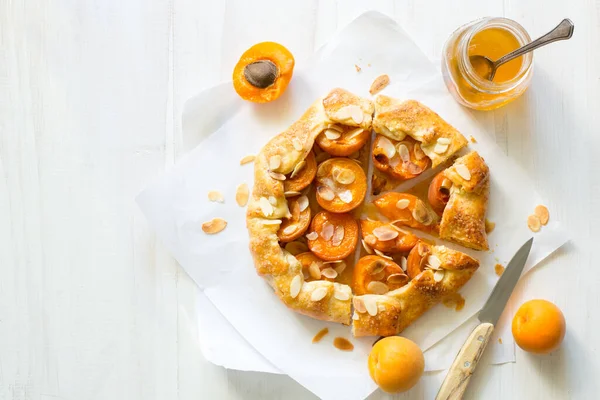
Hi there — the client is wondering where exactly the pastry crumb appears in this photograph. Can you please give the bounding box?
[495,264,505,277]
[470,135,477,143]
[534,204,550,225]
[354,64,361,72]
[498,338,503,344]
[485,219,495,233]
[527,214,541,232]
[369,74,390,95]
[367,63,371,67]
[312,327,329,343]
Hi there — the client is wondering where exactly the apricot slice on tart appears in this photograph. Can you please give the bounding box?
[353,255,409,295]
[284,151,317,193]
[373,193,438,232]
[307,211,359,261]
[372,135,430,181]
[315,158,367,213]
[316,124,370,156]
[406,242,432,279]
[428,172,452,217]
[360,219,419,254]
[277,196,311,243]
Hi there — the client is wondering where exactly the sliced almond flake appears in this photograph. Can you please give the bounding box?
[406,162,423,175]
[324,129,342,140]
[349,106,364,124]
[334,290,350,301]
[396,199,410,209]
[310,287,328,302]
[282,225,298,235]
[208,190,225,203]
[292,138,303,151]
[335,105,360,121]
[259,197,274,217]
[286,253,298,266]
[433,269,445,283]
[397,144,410,162]
[417,242,429,257]
[302,269,310,280]
[326,123,344,133]
[437,137,451,145]
[387,273,408,285]
[285,241,308,255]
[334,168,356,185]
[269,170,286,181]
[361,239,374,255]
[367,281,389,295]
[400,256,408,271]
[284,191,301,197]
[321,221,334,241]
[290,275,302,298]
[363,296,378,316]
[297,195,309,212]
[527,214,541,232]
[239,154,256,165]
[374,249,393,260]
[377,136,396,159]
[534,205,550,225]
[235,184,249,207]
[412,201,432,225]
[306,231,319,241]
[331,225,345,247]
[262,219,282,226]
[427,255,442,270]
[202,218,227,234]
[338,190,353,204]
[269,155,281,170]
[434,142,449,154]
[352,312,360,320]
[289,161,306,179]
[369,74,390,95]
[373,226,399,241]
[369,261,386,276]
[344,128,364,141]
[317,186,335,201]
[441,178,453,189]
[455,164,471,181]
[389,223,411,234]
[321,267,338,279]
[269,195,277,206]
[334,261,347,275]
[353,297,367,313]
[414,143,426,160]
[309,262,322,280]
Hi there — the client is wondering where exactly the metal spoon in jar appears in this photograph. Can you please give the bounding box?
[469,18,574,81]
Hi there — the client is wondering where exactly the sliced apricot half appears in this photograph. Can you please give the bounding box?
[353,255,409,295]
[277,196,311,242]
[307,211,358,261]
[360,219,419,254]
[284,151,317,193]
[428,172,452,217]
[372,135,430,181]
[315,158,367,213]
[373,193,438,232]
[316,125,370,156]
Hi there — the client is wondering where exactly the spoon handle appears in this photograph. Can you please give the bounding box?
[494,18,574,69]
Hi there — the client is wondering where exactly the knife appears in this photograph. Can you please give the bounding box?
[436,238,534,400]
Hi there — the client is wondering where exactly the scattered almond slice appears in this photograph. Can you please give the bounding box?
[372,226,399,241]
[334,289,350,301]
[268,195,277,206]
[369,74,390,95]
[292,138,303,151]
[485,219,496,234]
[269,155,281,170]
[321,221,334,241]
[400,256,408,271]
[355,64,361,72]
[361,239,374,255]
[353,297,367,313]
[363,296,378,316]
[455,164,471,181]
[239,154,255,165]
[332,225,345,247]
[262,219,281,226]
[387,273,407,285]
[297,195,309,212]
[324,129,342,140]
[338,190,353,204]
[412,201,432,225]
[290,161,306,179]
[202,218,227,234]
[396,198,410,209]
[321,267,338,279]
[370,261,386,275]
[397,144,410,162]
[534,205,550,225]
[306,231,319,241]
[268,171,286,181]
[235,184,249,207]
[344,128,364,141]
[334,261,347,275]
[334,168,356,185]
[290,275,302,298]
[367,281,389,295]
[259,197,274,217]
[311,287,328,302]
[433,269,445,282]
[437,137,451,145]
[374,249,393,260]
[414,143,426,160]
[434,142,449,154]
[378,136,396,159]
[427,255,442,270]
[317,186,335,201]
[527,214,541,232]
[309,262,322,279]
[208,190,225,203]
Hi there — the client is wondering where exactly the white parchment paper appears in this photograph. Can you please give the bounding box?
[138,12,568,400]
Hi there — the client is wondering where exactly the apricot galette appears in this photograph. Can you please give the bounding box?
[246,89,488,337]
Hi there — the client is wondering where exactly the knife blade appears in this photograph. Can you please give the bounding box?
[478,237,534,325]
[436,238,534,400]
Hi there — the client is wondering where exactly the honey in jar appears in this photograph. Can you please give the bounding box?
[442,18,534,110]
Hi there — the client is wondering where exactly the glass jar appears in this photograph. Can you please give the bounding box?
[442,17,534,110]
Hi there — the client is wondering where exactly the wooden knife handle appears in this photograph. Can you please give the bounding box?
[435,322,494,400]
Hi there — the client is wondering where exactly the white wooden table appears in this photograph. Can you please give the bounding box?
[2,1,599,399]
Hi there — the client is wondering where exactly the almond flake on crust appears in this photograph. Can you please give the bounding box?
[311,287,328,302]
[290,275,302,298]
[455,164,471,181]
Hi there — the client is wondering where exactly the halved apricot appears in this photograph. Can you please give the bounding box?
[277,196,311,242]
[428,172,451,216]
[406,242,431,279]
[284,151,317,193]
[373,193,438,232]
[316,125,370,156]
[372,135,430,181]
[315,158,367,213]
[295,252,336,282]
[360,219,419,254]
[353,255,409,295]
[307,211,358,261]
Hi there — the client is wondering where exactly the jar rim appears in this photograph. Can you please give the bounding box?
[458,17,534,94]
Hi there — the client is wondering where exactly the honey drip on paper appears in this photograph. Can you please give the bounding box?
[495,264,505,277]
[333,337,354,351]
[443,293,465,311]
[312,328,329,343]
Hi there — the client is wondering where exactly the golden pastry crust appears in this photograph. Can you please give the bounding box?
[440,151,490,250]
[247,88,373,325]
[372,96,468,167]
[352,245,479,337]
